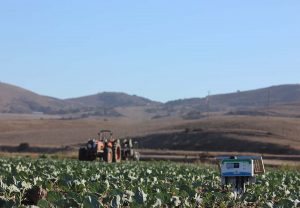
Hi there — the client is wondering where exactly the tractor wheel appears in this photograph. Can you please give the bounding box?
[104,147,113,163]
[113,144,121,163]
[79,148,87,161]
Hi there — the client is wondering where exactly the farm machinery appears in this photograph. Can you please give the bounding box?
[79,130,140,163]
[216,156,265,198]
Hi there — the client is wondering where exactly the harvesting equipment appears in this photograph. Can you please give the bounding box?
[216,156,265,198]
[78,130,139,163]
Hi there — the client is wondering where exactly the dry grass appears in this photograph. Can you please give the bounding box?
[0,116,187,146]
[0,115,300,155]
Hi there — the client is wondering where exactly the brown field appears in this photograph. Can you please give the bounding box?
[171,115,300,150]
[0,115,187,146]
[0,115,300,159]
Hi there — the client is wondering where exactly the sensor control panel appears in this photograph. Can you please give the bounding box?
[220,159,254,177]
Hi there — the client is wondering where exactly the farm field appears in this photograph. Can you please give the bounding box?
[0,157,299,207]
[0,116,187,146]
[1,116,300,152]
[1,115,300,167]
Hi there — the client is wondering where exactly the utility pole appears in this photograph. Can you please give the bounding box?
[237,90,241,129]
[207,91,210,120]
[237,90,241,107]
[267,89,270,120]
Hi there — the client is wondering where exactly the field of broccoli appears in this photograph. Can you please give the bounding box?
[0,158,299,208]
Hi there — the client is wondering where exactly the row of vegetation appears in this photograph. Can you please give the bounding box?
[0,158,299,207]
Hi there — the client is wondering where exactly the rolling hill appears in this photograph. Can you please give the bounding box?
[1,82,300,119]
[0,82,80,114]
[0,82,158,116]
[162,84,300,118]
[67,92,160,108]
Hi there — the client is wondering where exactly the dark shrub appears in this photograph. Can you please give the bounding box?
[17,143,30,152]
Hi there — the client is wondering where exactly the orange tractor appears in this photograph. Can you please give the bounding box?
[78,130,139,163]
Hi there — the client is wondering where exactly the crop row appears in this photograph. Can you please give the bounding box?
[0,158,299,207]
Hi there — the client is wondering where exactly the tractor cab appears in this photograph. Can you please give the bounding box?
[98,130,114,142]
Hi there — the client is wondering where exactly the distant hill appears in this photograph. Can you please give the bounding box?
[0,82,80,114]
[1,82,300,118]
[0,82,158,116]
[67,92,159,108]
[163,84,300,118]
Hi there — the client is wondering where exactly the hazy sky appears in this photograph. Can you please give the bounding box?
[0,1,299,102]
